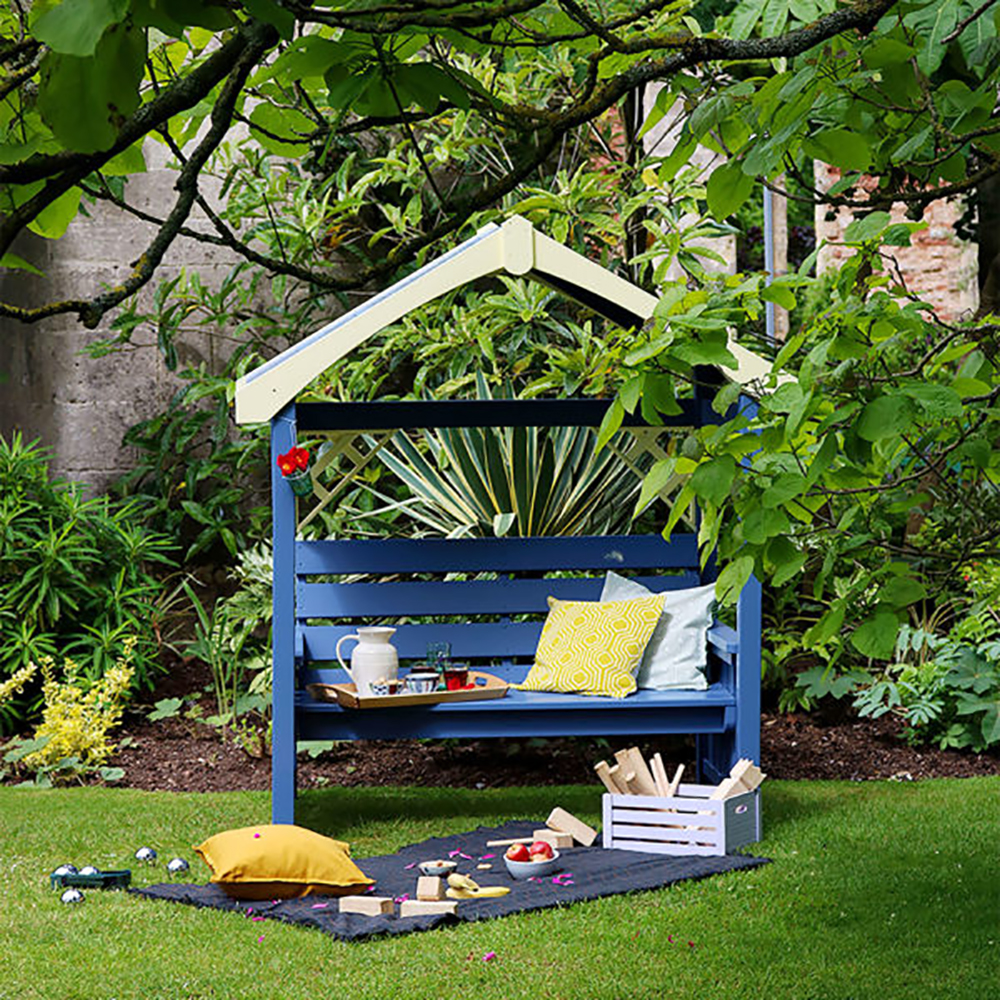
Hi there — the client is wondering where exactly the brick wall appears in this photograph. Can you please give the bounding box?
[814,163,979,323]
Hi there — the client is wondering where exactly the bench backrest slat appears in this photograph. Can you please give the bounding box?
[296,572,701,619]
[296,534,700,575]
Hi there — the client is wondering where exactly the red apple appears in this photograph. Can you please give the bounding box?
[506,844,530,862]
[529,840,554,859]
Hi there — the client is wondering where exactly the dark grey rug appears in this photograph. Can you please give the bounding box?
[132,820,769,941]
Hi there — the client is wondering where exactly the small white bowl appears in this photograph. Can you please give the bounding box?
[418,859,457,877]
[504,850,561,880]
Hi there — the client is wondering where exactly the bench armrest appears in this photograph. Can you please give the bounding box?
[707,621,738,656]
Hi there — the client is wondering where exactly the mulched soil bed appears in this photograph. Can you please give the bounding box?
[104,709,1000,795]
[6,652,999,792]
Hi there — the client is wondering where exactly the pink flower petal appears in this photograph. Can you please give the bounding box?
[688,941,695,948]
[479,854,496,860]
[393,893,410,904]
[252,916,265,922]
[254,833,261,839]
[482,951,497,962]
[404,862,417,870]
[448,850,462,858]
[257,936,264,943]
[311,903,329,909]
[459,853,473,860]
[668,936,674,944]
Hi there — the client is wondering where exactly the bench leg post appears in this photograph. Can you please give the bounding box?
[271,405,298,825]
[735,573,762,767]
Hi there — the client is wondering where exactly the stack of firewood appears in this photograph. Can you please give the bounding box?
[594,747,765,800]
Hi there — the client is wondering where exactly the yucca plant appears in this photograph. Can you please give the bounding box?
[376,378,646,537]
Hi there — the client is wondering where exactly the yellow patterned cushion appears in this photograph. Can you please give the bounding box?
[516,595,664,699]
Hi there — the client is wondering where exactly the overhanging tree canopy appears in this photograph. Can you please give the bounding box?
[2,0,998,325]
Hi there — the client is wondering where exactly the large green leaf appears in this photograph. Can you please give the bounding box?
[33,0,128,57]
[706,159,755,220]
[26,186,81,240]
[690,455,737,506]
[801,128,872,172]
[855,395,916,442]
[715,555,754,606]
[850,610,899,660]
[37,23,146,153]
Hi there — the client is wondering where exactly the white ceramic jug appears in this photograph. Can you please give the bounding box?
[336,626,399,697]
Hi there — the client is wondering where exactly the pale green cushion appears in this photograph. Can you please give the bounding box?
[599,571,713,691]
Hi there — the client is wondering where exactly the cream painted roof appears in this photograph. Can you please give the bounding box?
[234,215,776,424]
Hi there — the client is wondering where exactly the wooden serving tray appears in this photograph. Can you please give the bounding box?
[307,671,508,710]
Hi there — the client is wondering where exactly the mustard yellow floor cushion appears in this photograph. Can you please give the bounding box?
[515,595,664,698]
[194,824,374,900]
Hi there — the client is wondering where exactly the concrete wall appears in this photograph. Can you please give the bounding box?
[0,147,240,494]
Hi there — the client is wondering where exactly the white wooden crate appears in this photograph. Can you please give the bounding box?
[602,784,762,857]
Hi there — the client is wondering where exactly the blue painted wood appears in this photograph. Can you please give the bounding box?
[296,397,713,432]
[735,574,762,766]
[270,405,298,826]
[295,534,701,576]
[296,572,701,619]
[265,393,763,824]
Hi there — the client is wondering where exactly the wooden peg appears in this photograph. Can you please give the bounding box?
[666,763,685,798]
[650,753,671,796]
[595,760,622,794]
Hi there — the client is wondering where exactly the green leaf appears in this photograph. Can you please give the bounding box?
[26,186,81,240]
[99,766,125,782]
[671,339,738,369]
[855,395,917,442]
[843,211,891,243]
[762,472,806,507]
[877,576,926,608]
[595,397,624,452]
[759,283,797,309]
[635,458,677,515]
[898,383,963,418]
[247,103,314,155]
[33,0,128,57]
[0,252,44,276]
[242,0,296,38]
[804,604,845,646]
[850,610,899,660]
[706,160,755,220]
[716,555,754,606]
[103,143,146,176]
[742,505,790,544]
[802,129,872,172]
[690,455,737,506]
[147,697,184,722]
[37,23,146,152]
[766,535,805,586]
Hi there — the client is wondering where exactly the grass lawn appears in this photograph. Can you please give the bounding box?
[2,778,998,1000]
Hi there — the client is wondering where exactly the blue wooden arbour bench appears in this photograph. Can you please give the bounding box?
[269,398,761,825]
[234,216,772,824]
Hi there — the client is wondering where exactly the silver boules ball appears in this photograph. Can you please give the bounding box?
[78,865,99,876]
[52,864,78,878]
[60,888,85,904]
[166,857,189,876]
[135,847,157,864]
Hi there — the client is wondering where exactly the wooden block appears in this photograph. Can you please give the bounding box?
[594,760,622,794]
[416,876,445,901]
[532,829,573,849]
[546,806,598,847]
[399,899,457,918]
[476,863,493,870]
[338,895,394,916]
[650,753,670,796]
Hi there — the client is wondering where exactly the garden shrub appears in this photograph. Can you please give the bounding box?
[0,641,135,786]
[0,433,174,730]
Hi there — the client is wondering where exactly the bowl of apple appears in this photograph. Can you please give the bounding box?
[503,841,560,879]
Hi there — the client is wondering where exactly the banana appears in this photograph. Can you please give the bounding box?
[445,872,510,899]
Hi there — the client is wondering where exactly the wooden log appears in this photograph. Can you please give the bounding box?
[594,760,622,794]
[622,747,659,796]
[399,899,458,917]
[546,806,598,846]
[650,753,671,796]
[416,876,446,901]
[666,764,685,799]
[606,763,628,794]
[339,895,394,916]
